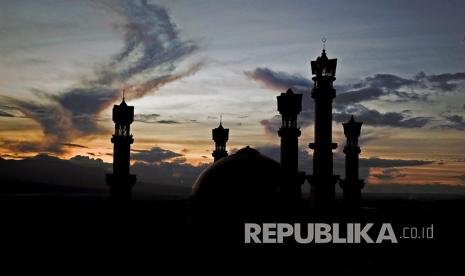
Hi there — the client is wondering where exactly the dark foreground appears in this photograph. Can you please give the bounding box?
[1,192,464,274]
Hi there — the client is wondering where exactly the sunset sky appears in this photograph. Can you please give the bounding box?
[0,0,464,188]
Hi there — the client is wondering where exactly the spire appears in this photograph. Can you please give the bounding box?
[121,89,127,106]
[321,37,327,56]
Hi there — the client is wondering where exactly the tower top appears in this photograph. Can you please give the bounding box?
[277,88,302,116]
[343,115,363,139]
[113,93,134,125]
[212,118,229,141]
[311,42,337,78]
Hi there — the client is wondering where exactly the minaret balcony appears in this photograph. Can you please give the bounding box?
[309,142,337,150]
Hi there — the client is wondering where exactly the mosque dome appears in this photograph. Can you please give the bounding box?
[192,146,280,213]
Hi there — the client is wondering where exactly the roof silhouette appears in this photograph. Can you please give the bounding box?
[193,146,280,212]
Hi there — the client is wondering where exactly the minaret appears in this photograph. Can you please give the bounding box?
[340,115,365,207]
[212,118,229,162]
[106,94,136,199]
[308,45,339,208]
[277,88,305,202]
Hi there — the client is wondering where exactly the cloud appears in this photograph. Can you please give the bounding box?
[0,110,15,117]
[0,145,439,196]
[3,0,201,153]
[260,116,282,137]
[333,104,431,128]
[248,145,432,183]
[245,67,311,92]
[132,147,183,163]
[420,72,465,92]
[0,140,46,153]
[60,143,88,149]
[371,168,407,180]
[246,67,465,133]
[359,157,433,168]
[334,87,385,108]
[134,113,161,123]
[134,113,182,124]
[435,115,465,130]
[156,120,180,124]
[360,74,416,90]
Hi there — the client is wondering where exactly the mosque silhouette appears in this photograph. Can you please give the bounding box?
[106,48,364,214]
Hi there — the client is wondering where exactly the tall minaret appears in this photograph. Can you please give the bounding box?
[106,94,136,199]
[308,46,339,208]
[340,116,364,207]
[277,88,304,202]
[212,118,229,162]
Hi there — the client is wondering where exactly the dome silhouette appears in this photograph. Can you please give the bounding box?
[192,146,280,212]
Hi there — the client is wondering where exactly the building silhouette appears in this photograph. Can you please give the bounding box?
[106,96,136,199]
[212,119,229,162]
[193,46,365,214]
[308,48,339,208]
[102,46,365,211]
[277,88,305,203]
[193,146,280,216]
[340,115,365,207]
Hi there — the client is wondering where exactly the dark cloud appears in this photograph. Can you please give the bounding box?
[245,67,311,92]
[0,140,45,153]
[132,147,183,163]
[0,154,110,191]
[422,72,465,91]
[435,115,465,130]
[334,87,385,108]
[0,145,438,196]
[260,115,282,137]
[134,114,185,124]
[60,143,88,149]
[248,145,432,183]
[361,74,415,90]
[134,113,161,123]
[0,110,15,117]
[69,155,105,167]
[246,67,465,133]
[334,104,431,128]
[53,87,116,135]
[156,120,180,124]
[0,153,208,196]
[3,0,201,153]
[359,157,433,168]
